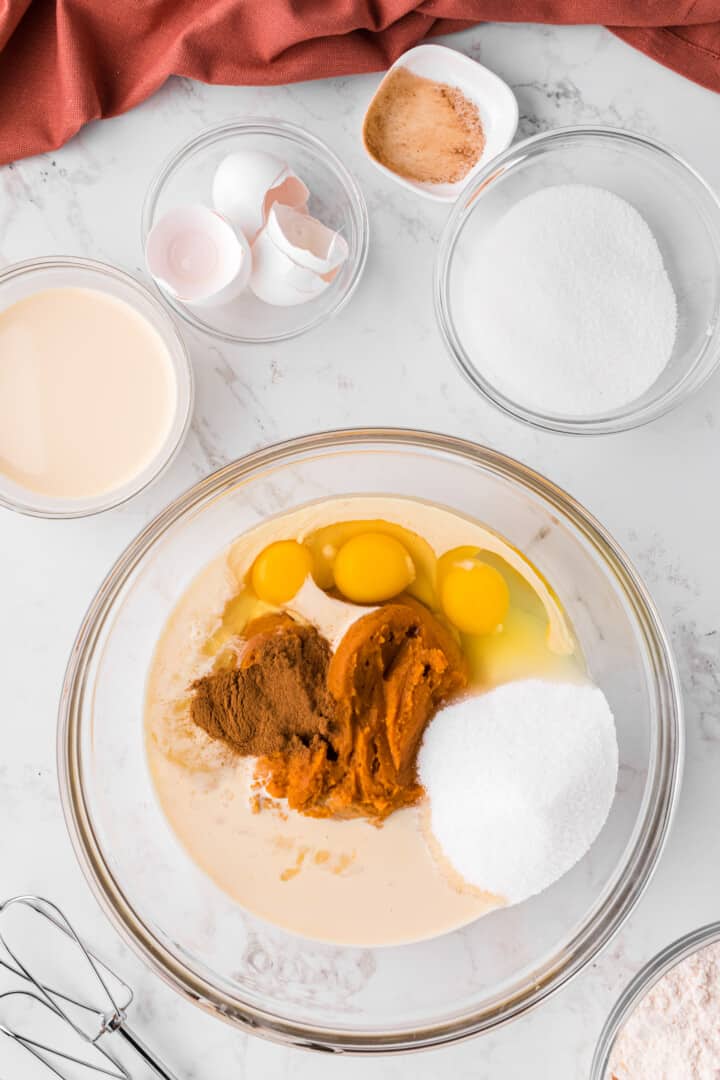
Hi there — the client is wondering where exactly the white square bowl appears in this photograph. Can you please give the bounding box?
[362,44,519,202]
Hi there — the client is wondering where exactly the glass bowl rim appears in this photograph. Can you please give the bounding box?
[0,254,194,519]
[140,117,370,345]
[590,920,720,1077]
[57,427,684,1053]
[434,125,720,436]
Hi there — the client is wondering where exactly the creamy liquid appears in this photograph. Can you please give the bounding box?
[0,287,176,498]
[145,496,581,946]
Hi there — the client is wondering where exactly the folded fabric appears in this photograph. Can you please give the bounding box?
[1,0,720,164]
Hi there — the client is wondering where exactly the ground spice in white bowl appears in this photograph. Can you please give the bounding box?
[363,66,485,185]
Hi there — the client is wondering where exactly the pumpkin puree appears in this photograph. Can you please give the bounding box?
[190,598,466,820]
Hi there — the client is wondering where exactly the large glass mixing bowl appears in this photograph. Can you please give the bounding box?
[58,430,683,1053]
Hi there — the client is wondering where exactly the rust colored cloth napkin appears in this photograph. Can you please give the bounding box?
[1,1,720,164]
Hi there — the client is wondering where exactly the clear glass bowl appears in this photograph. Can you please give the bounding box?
[141,120,369,344]
[435,127,720,435]
[591,921,720,1077]
[0,257,193,519]
[58,429,683,1052]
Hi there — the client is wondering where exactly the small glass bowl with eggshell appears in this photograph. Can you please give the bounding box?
[0,257,193,519]
[362,44,518,202]
[435,127,720,435]
[141,119,369,344]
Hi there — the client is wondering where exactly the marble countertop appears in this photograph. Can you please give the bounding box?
[2,21,720,1079]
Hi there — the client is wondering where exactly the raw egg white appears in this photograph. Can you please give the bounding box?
[212,150,309,242]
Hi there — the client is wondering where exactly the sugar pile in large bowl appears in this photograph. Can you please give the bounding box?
[418,679,619,904]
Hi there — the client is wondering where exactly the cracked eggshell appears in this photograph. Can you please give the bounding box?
[249,205,349,307]
[145,204,252,307]
[266,204,349,281]
[212,150,309,241]
[250,227,328,306]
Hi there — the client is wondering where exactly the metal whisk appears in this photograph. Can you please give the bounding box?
[0,896,181,1080]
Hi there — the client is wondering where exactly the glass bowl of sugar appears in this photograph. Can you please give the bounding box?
[591,921,720,1078]
[435,127,720,435]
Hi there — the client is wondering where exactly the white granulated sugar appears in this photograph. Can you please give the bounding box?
[463,184,677,416]
[609,941,720,1078]
[418,680,618,904]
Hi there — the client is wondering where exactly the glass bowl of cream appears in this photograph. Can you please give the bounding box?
[58,429,682,1052]
[591,922,720,1078]
[435,127,720,435]
[0,257,193,518]
[141,120,369,344]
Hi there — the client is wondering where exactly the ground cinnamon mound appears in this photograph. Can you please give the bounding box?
[190,613,338,756]
[190,600,467,820]
[363,66,485,185]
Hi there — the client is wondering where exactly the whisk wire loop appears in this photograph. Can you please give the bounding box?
[0,895,180,1080]
[0,895,132,1038]
[0,989,129,1079]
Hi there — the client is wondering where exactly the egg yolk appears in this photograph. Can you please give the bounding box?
[440,557,510,635]
[251,540,312,605]
[333,532,415,603]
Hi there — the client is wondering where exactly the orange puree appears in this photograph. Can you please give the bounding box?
[192,598,467,820]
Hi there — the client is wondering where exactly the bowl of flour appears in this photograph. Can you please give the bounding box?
[591,922,720,1078]
[435,127,720,434]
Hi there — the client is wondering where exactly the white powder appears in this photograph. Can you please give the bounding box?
[418,680,618,904]
[608,941,720,1078]
[462,184,677,416]
[289,576,378,649]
